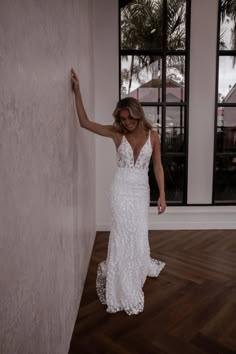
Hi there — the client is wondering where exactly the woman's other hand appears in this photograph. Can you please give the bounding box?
[157,196,166,215]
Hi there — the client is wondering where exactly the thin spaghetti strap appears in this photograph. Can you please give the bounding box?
[149,129,154,150]
[149,129,152,145]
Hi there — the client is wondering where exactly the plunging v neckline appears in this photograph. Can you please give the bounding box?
[124,133,150,166]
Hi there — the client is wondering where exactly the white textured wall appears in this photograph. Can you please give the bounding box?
[94,0,119,227]
[187,0,218,203]
[95,0,236,230]
[0,1,95,353]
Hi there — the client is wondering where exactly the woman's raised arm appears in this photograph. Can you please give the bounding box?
[71,68,118,140]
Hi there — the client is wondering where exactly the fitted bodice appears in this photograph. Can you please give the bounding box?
[116,131,153,171]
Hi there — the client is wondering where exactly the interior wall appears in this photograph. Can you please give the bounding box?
[94,0,236,230]
[94,0,119,227]
[0,1,95,353]
[187,0,218,204]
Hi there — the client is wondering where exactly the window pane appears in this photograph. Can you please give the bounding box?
[121,0,164,50]
[120,0,190,206]
[165,106,185,152]
[166,56,185,102]
[121,55,162,102]
[219,7,236,50]
[149,155,185,203]
[218,56,236,102]
[216,107,236,152]
[164,156,185,202]
[143,106,162,134]
[214,155,236,202]
[167,0,186,50]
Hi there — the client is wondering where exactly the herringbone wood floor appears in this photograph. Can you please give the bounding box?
[69,230,236,354]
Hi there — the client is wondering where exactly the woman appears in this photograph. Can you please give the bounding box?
[71,68,166,315]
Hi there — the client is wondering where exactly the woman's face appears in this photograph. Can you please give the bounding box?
[119,109,138,132]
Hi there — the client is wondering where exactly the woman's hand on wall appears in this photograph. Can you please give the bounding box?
[71,68,80,93]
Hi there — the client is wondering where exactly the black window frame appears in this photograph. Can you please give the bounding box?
[119,0,191,206]
[213,0,236,205]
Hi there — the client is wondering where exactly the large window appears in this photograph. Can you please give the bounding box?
[214,0,236,204]
[119,0,191,205]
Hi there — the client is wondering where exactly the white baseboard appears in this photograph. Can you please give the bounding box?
[96,206,236,231]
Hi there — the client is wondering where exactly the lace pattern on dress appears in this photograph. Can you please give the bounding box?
[117,133,152,170]
[96,129,166,315]
[96,258,165,315]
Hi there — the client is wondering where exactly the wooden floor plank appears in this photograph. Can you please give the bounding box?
[69,230,236,354]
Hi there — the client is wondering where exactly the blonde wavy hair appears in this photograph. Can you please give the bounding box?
[113,97,153,133]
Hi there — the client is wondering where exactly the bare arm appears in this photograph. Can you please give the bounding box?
[70,68,120,143]
[151,131,166,214]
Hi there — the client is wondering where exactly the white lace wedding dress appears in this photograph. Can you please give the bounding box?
[96,131,165,315]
